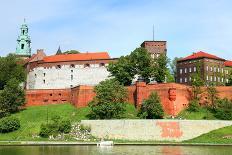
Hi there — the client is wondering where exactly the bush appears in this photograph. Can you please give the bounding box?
[214,98,232,120]
[0,116,20,133]
[39,115,72,138]
[188,100,201,112]
[138,92,164,119]
[88,79,127,119]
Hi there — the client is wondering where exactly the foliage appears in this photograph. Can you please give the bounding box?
[0,116,20,133]
[178,107,216,120]
[39,115,71,138]
[88,79,128,119]
[169,57,181,82]
[63,50,80,54]
[226,70,232,86]
[187,100,201,112]
[213,98,232,120]
[166,68,175,83]
[155,53,169,83]
[80,124,91,132]
[0,78,25,118]
[108,56,135,86]
[0,54,26,90]
[108,47,168,85]
[207,85,218,108]
[190,62,204,100]
[138,92,164,119]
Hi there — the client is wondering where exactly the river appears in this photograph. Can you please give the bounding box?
[0,145,231,155]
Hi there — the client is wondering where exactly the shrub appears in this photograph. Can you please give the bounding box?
[88,79,127,119]
[214,98,232,120]
[187,100,201,112]
[39,115,72,138]
[138,92,164,119]
[0,116,20,133]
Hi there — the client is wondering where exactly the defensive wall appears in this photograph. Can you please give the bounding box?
[25,82,232,116]
[81,120,232,142]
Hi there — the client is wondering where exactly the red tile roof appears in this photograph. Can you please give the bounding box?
[179,51,225,62]
[43,52,110,63]
[225,60,232,67]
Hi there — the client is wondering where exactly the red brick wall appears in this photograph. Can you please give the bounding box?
[25,83,232,116]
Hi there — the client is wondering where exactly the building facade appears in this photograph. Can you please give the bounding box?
[26,50,116,89]
[141,41,167,58]
[176,51,231,86]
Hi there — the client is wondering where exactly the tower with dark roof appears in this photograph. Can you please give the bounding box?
[56,46,62,55]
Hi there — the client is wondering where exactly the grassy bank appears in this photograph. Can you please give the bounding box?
[185,125,232,144]
[0,103,138,141]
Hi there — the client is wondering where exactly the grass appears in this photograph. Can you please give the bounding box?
[185,125,232,144]
[0,103,138,141]
[177,107,216,120]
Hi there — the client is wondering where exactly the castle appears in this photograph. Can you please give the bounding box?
[15,21,232,116]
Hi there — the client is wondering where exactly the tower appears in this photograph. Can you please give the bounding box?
[16,19,31,58]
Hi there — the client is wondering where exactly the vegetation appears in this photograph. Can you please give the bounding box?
[226,70,232,86]
[108,47,168,85]
[88,79,128,119]
[63,50,80,54]
[178,107,216,120]
[207,85,218,108]
[0,54,26,118]
[138,92,164,119]
[187,99,201,112]
[0,116,20,133]
[213,98,232,120]
[169,57,181,82]
[39,115,71,138]
[185,125,232,144]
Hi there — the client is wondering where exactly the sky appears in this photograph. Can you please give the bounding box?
[0,0,232,60]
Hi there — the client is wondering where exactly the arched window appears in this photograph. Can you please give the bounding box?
[100,63,105,67]
[70,64,75,68]
[84,64,90,68]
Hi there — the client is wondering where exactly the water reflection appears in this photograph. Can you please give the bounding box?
[0,145,231,155]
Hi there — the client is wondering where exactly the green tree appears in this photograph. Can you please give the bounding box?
[187,99,201,112]
[154,53,169,83]
[226,70,232,86]
[138,92,164,119]
[107,56,135,86]
[207,85,218,108]
[88,79,128,119]
[191,62,204,100]
[166,68,175,83]
[170,57,181,82]
[0,54,26,89]
[63,50,80,54]
[214,98,232,120]
[0,78,25,118]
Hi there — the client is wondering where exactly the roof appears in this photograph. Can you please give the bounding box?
[178,51,225,62]
[43,52,110,63]
[225,60,232,67]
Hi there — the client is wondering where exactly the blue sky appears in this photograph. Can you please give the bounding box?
[0,0,232,60]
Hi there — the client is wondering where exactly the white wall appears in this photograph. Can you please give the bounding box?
[27,64,110,89]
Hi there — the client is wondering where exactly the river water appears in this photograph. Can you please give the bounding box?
[0,145,231,155]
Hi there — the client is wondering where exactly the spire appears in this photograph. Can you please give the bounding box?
[56,46,62,55]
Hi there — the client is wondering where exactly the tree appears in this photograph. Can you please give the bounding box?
[88,79,128,119]
[214,98,232,120]
[138,92,164,119]
[207,85,218,108]
[155,54,169,83]
[170,57,181,82]
[107,56,135,86]
[166,69,175,83]
[0,78,25,117]
[190,62,204,100]
[226,70,232,86]
[0,54,26,89]
[63,50,80,54]
[187,99,201,112]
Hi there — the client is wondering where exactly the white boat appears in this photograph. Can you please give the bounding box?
[97,141,114,147]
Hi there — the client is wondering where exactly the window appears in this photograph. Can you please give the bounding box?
[23,30,25,35]
[43,73,46,77]
[218,77,220,82]
[218,68,220,72]
[222,77,224,83]
[193,67,196,72]
[100,63,105,67]
[210,67,213,72]
[59,93,61,96]
[57,65,61,69]
[184,77,187,83]
[70,85,73,88]
[222,68,224,73]
[214,67,216,72]
[189,67,192,72]
[184,68,187,73]
[210,76,213,82]
[206,75,209,81]
[35,74,37,78]
[226,79,229,83]
[43,80,45,84]
[71,70,73,73]
[21,44,24,49]
[84,64,90,68]
[50,94,52,96]
[71,75,73,80]
[189,77,191,81]
[214,76,217,82]
[180,78,182,83]
[206,66,209,71]
[70,64,75,68]
[180,69,183,74]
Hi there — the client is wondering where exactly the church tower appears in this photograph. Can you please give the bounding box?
[16,19,31,58]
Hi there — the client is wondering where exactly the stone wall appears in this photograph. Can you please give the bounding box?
[81,120,232,142]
